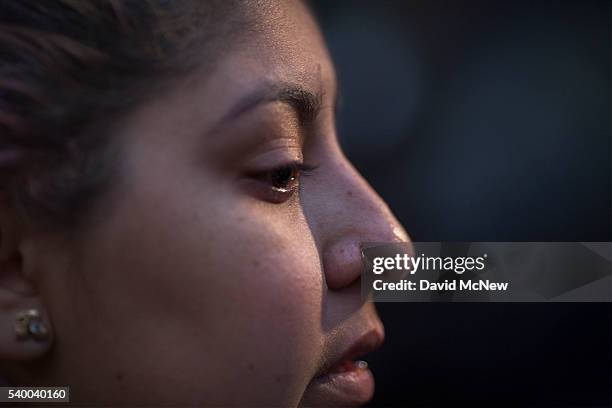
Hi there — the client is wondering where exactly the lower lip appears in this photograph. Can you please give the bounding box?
[303,361,375,406]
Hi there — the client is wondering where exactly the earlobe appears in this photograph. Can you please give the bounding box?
[0,251,54,360]
[0,210,54,361]
[0,268,54,361]
[0,304,53,361]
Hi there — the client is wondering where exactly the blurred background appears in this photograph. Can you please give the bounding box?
[309,0,611,406]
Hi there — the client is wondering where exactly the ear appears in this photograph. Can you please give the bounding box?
[0,199,53,361]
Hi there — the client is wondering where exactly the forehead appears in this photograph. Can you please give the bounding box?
[200,0,336,114]
[239,0,331,70]
[115,0,337,154]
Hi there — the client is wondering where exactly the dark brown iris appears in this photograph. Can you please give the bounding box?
[270,166,297,190]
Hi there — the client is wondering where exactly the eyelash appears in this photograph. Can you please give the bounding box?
[252,162,319,204]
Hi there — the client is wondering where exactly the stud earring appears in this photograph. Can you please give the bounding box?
[15,309,49,341]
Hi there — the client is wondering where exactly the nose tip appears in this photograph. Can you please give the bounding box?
[391,224,410,243]
[323,224,410,291]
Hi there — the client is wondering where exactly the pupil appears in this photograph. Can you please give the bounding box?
[271,167,294,188]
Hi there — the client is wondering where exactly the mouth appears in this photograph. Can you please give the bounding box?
[303,328,385,406]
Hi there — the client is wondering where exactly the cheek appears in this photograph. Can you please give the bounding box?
[65,185,324,404]
[207,222,325,387]
[202,210,325,362]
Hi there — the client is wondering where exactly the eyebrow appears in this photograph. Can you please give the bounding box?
[211,81,326,134]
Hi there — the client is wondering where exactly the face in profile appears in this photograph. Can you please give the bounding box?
[0,0,409,406]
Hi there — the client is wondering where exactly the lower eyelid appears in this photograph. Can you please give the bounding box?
[239,160,319,204]
[238,177,298,204]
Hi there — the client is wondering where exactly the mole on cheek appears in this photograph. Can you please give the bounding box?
[346,190,353,197]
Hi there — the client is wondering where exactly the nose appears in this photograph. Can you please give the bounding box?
[313,151,410,291]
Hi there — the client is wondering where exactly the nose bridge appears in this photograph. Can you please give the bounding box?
[337,153,406,241]
[320,153,409,290]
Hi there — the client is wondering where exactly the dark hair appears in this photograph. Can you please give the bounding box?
[0,0,240,228]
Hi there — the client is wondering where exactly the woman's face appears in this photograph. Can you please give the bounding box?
[26,1,408,406]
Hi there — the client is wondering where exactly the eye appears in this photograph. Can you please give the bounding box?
[247,162,318,204]
[269,164,299,192]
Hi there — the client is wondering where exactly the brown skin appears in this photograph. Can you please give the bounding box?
[0,1,409,406]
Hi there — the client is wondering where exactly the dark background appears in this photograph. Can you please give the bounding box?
[309,1,611,406]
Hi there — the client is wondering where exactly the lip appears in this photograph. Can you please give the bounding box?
[302,327,385,406]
